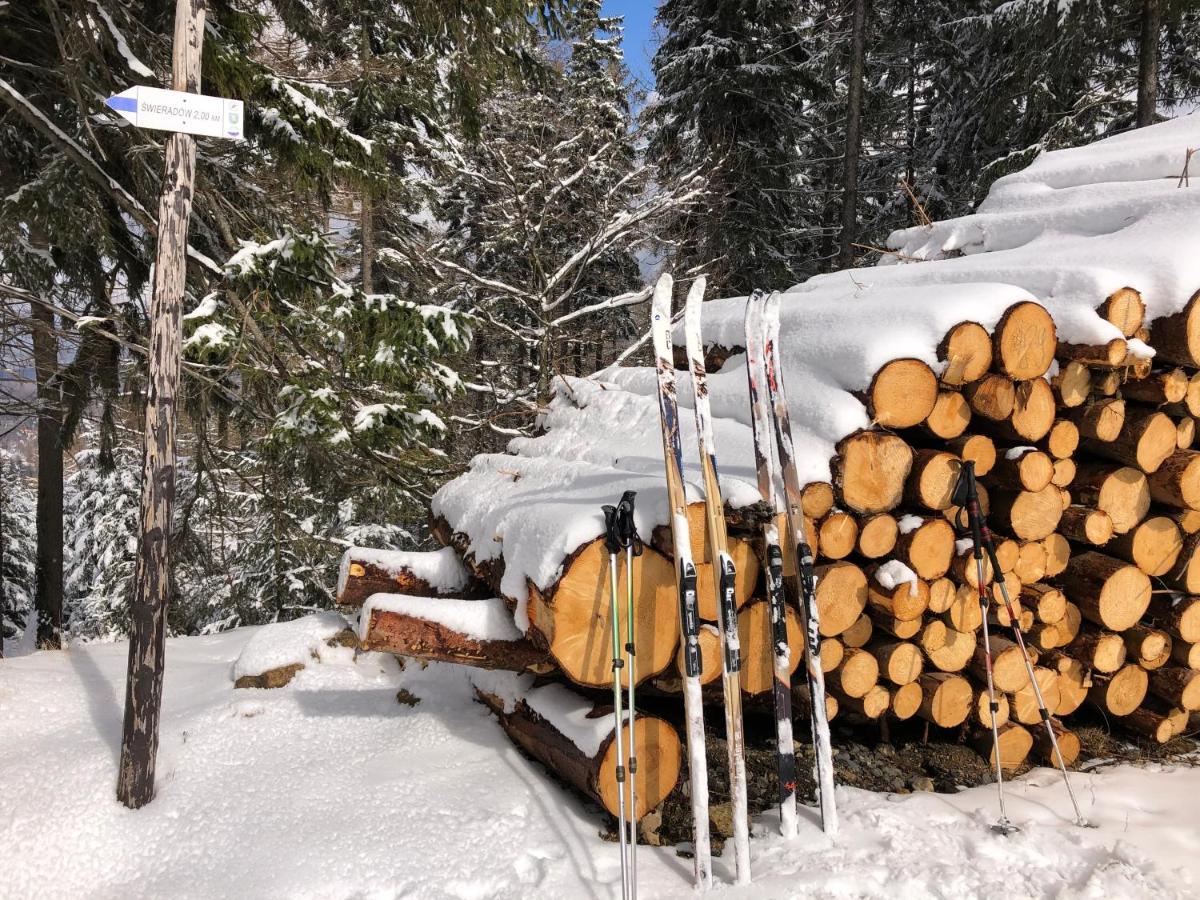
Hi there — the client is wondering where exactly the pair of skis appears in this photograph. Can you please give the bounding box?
[651,278,837,891]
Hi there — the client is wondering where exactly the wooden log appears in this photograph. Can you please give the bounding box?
[947,434,997,476]
[820,637,845,673]
[841,613,873,648]
[524,538,681,688]
[1168,507,1200,535]
[975,722,1034,770]
[1058,551,1152,631]
[988,487,1063,541]
[1146,450,1200,510]
[812,561,869,637]
[1068,628,1128,673]
[1163,532,1200,593]
[857,513,899,558]
[791,684,839,724]
[964,374,1015,422]
[993,538,1020,573]
[1064,398,1125,443]
[918,672,973,727]
[1122,703,1188,743]
[985,377,1056,442]
[838,684,890,719]
[1096,287,1144,336]
[736,600,802,695]
[1123,625,1170,664]
[1051,456,1075,490]
[939,321,993,387]
[1106,515,1183,576]
[1031,719,1081,767]
[818,511,859,560]
[1042,533,1071,578]
[870,640,924,686]
[1071,463,1150,534]
[1058,506,1113,546]
[673,624,724,687]
[950,549,994,592]
[1043,420,1080,460]
[992,301,1056,380]
[1056,602,1083,645]
[1147,667,1200,711]
[828,647,880,698]
[1081,407,1178,474]
[833,431,915,514]
[944,584,983,632]
[803,482,836,519]
[970,636,1031,692]
[989,448,1054,493]
[1009,666,1061,725]
[923,390,971,439]
[890,681,923,720]
[1146,290,1200,367]
[474,676,682,821]
[923,625,977,672]
[973,689,1011,729]
[904,449,961,511]
[1088,664,1149,716]
[1051,360,1091,408]
[1177,416,1195,451]
[859,359,939,429]
[867,605,923,640]
[894,516,956,580]
[1057,337,1127,367]
[1170,640,1200,668]
[943,482,990,530]
[337,547,478,606]
[1121,368,1189,406]
[866,564,929,621]
[360,596,552,673]
[927,577,956,614]
[1043,650,1091,716]
[650,502,760,619]
[1022,583,1067,625]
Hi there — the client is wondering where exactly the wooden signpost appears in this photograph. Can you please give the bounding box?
[113,0,242,809]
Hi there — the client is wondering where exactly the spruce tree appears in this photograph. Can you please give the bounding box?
[0,451,36,655]
[648,0,812,294]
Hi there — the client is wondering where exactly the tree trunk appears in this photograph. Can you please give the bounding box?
[31,287,63,650]
[835,0,868,269]
[1137,0,1161,128]
[117,0,205,810]
[359,18,374,293]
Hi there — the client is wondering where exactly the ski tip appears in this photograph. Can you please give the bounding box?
[653,272,674,306]
[685,275,707,307]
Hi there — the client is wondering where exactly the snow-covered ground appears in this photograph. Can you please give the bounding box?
[2,618,1198,899]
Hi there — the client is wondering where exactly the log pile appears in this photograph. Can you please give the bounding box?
[338,290,1200,822]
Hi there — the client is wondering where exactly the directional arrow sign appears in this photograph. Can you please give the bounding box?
[105,86,244,140]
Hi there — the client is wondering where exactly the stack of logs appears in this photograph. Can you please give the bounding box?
[341,290,1200,823]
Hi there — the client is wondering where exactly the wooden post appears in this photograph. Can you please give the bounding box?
[117,0,205,809]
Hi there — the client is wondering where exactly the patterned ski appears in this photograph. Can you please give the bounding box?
[761,290,839,836]
[650,273,713,890]
[682,277,751,884]
[742,289,800,839]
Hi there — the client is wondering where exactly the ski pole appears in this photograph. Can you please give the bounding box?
[956,462,1094,830]
[602,503,631,900]
[616,491,643,900]
[952,462,1016,835]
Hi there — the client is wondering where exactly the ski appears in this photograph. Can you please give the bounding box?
[742,289,800,840]
[650,273,713,890]
[682,277,751,884]
[761,290,839,836]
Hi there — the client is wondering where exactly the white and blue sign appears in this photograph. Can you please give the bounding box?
[105,86,244,140]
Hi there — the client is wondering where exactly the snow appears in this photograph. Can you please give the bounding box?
[1005,446,1038,460]
[874,560,920,597]
[340,546,470,596]
[896,514,924,535]
[359,595,522,644]
[231,610,351,680]
[89,3,154,78]
[2,623,1198,898]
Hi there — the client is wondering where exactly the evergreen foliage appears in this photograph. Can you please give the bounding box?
[0,452,36,651]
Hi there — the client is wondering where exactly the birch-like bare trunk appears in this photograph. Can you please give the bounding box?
[117,0,205,809]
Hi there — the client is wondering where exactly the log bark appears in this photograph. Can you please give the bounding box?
[1068,627,1128,673]
[1123,625,1170,664]
[361,598,552,673]
[1147,290,1200,367]
[1146,449,1200,509]
[337,547,480,606]
[1148,667,1200,711]
[1065,397,1125,443]
[474,678,681,820]
[1057,337,1128,366]
[1121,368,1188,406]
[841,613,873,648]
[1058,551,1152,631]
[1122,703,1186,743]
[1163,531,1200,593]
[1031,718,1081,767]
[837,684,890,719]
[1080,407,1177,474]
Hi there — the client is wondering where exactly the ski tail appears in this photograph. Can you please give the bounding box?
[762,290,839,837]
[684,277,751,884]
[650,273,713,889]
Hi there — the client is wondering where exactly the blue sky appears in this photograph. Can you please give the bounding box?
[602,0,657,90]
